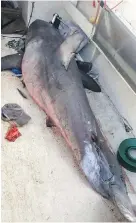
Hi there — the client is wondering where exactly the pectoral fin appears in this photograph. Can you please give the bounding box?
[1,53,23,71]
[81,72,101,92]
[59,32,84,70]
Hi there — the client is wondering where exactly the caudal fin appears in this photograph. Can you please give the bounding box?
[111,186,136,222]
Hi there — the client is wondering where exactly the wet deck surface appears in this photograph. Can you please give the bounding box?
[1,36,125,222]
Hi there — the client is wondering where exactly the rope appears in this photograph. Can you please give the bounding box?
[110,0,123,10]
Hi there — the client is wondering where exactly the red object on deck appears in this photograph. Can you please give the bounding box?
[93,0,96,8]
[5,124,21,142]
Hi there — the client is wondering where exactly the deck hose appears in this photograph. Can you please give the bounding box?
[117,138,136,172]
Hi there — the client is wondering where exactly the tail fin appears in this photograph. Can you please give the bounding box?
[111,186,136,222]
[80,142,136,221]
